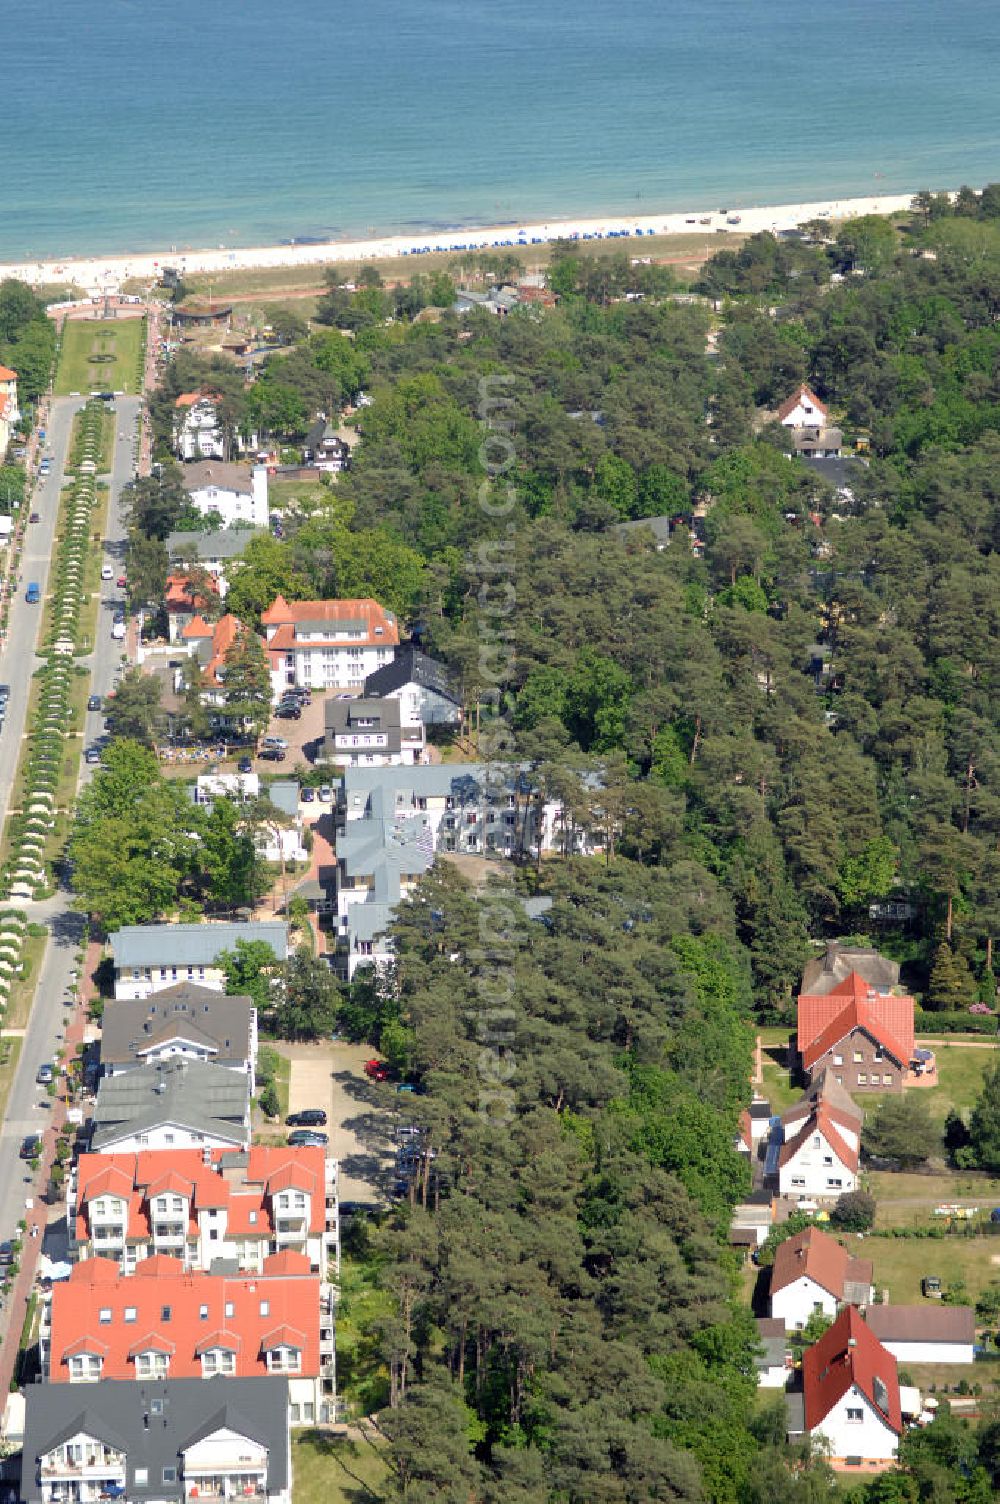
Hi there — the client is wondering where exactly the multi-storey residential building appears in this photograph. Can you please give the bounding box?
[183,462,269,528]
[39,1255,334,1424]
[110,921,288,1001]
[22,1376,292,1504]
[166,527,266,599]
[363,645,463,733]
[322,695,417,767]
[99,984,256,1091]
[261,596,398,700]
[0,364,20,459]
[90,1060,251,1154]
[68,1145,337,1275]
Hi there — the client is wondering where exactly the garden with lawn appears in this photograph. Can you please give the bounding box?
[54,317,145,396]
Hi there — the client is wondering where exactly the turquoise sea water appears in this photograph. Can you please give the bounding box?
[5,0,1000,260]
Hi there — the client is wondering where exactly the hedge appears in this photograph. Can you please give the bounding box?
[914,1009,998,1036]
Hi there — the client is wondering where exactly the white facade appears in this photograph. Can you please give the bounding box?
[93,1117,248,1154]
[188,466,269,527]
[878,1337,974,1365]
[114,961,227,1001]
[759,1358,790,1389]
[36,1428,126,1504]
[770,1274,840,1330]
[389,679,462,729]
[779,1125,859,1201]
[174,398,226,461]
[271,639,394,702]
[811,1388,899,1465]
[781,388,827,427]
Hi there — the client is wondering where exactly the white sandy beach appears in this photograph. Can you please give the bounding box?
[0,192,919,293]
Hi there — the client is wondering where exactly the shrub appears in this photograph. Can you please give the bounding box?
[258,1081,280,1119]
[830,1190,876,1232]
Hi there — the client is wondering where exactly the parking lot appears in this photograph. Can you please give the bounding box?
[284,1040,397,1206]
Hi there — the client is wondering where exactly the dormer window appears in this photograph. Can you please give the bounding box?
[68,1353,103,1383]
[135,1351,169,1379]
[267,1346,302,1374]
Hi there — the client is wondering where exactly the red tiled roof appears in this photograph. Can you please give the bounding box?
[147,1169,194,1200]
[802,1307,901,1434]
[261,1250,312,1276]
[261,1323,306,1351]
[166,573,218,612]
[0,365,17,382]
[195,1328,242,1355]
[777,383,827,423]
[62,1335,109,1360]
[261,595,398,652]
[798,972,915,1070]
[778,1102,860,1172]
[74,1145,327,1251]
[174,392,202,408]
[49,1257,321,1382]
[181,614,213,639]
[738,1110,752,1151]
[770,1226,871,1301]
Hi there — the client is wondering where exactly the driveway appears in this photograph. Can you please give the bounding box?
[282,1041,396,1206]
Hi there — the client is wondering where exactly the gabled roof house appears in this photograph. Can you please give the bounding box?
[795,1307,902,1467]
[797,971,916,1093]
[769,1226,874,1330]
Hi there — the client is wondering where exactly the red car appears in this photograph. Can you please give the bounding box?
[364,1058,390,1081]
[116,575,127,588]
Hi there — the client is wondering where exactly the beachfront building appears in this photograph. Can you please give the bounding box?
[98,983,256,1089]
[109,920,289,1001]
[21,1376,293,1504]
[39,1255,334,1423]
[261,595,398,700]
[89,1060,251,1153]
[0,364,19,459]
[183,461,269,528]
[173,392,226,460]
[68,1143,336,1274]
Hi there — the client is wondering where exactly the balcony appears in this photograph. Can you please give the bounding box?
[274,1220,306,1242]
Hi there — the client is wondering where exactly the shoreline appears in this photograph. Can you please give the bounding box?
[0,191,920,294]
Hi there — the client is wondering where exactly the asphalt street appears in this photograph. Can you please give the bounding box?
[0,393,140,1258]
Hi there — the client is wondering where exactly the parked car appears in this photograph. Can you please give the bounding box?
[101,565,114,581]
[318,785,332,802]
[117,575,127,588]
[19,1135,41,1160]
[260,747,286,762]
[287,1108,328,1127]
[29,511,39,523]
[25,582,40,604]
[364,1058,391,1082]
[0,686,10,707]
[237,755,253,774]
[287,1129,329,1148]
[36,1063,54,1085]
[275,703,301,720]
[301,787,315,803]
[0,1241,14,1268]
[85,747,102,765]
[87,695,102,712]
[922,1275,943,1298]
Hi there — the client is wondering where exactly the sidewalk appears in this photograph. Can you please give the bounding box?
[0,974,90,1399]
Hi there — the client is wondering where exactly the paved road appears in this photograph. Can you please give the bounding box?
[0,394,140,1255]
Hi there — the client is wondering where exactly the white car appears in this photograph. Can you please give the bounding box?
[111,622,126,641]
[101,565,114,581]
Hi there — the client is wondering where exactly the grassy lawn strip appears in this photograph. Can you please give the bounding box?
[54,318,145,397]
[291,1429,388,1504]
[843,1231,1000,1304]
[0,1037,22,1124]
[336,1244,393,1417]
[6,931,49,1031]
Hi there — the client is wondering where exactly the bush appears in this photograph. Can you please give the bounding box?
[830,1190,876,1232]
[914,1009,997,1035]
[258,1081,280,1119]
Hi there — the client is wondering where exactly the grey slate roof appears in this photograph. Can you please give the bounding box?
[99,984,254,1070]
[21,1377,290,1504]
[166,527,265,562]
[91,1060,249,1151]
[800,943,899,997]
[111,921,288,971]
[325,695,402,756]
[363,645,462,705]
[266,780,301,817]
[755,1316,788,1372]
[339,763,521,815]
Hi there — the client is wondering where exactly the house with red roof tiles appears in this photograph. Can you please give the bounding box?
[797,971,916,1093]
[39,1255,334,1425]
[261,595,398,701]
[777,384,828,428]
[180,612,250,704]
[793,1307,902,1468]
[68,1145,336,1275]
[165,572,220,644]
[769,1226,873,1330]
[0,364,19,458]
[777,1087,861,1201]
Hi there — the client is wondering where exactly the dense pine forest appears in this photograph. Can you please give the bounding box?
[150,197,1000,1500]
